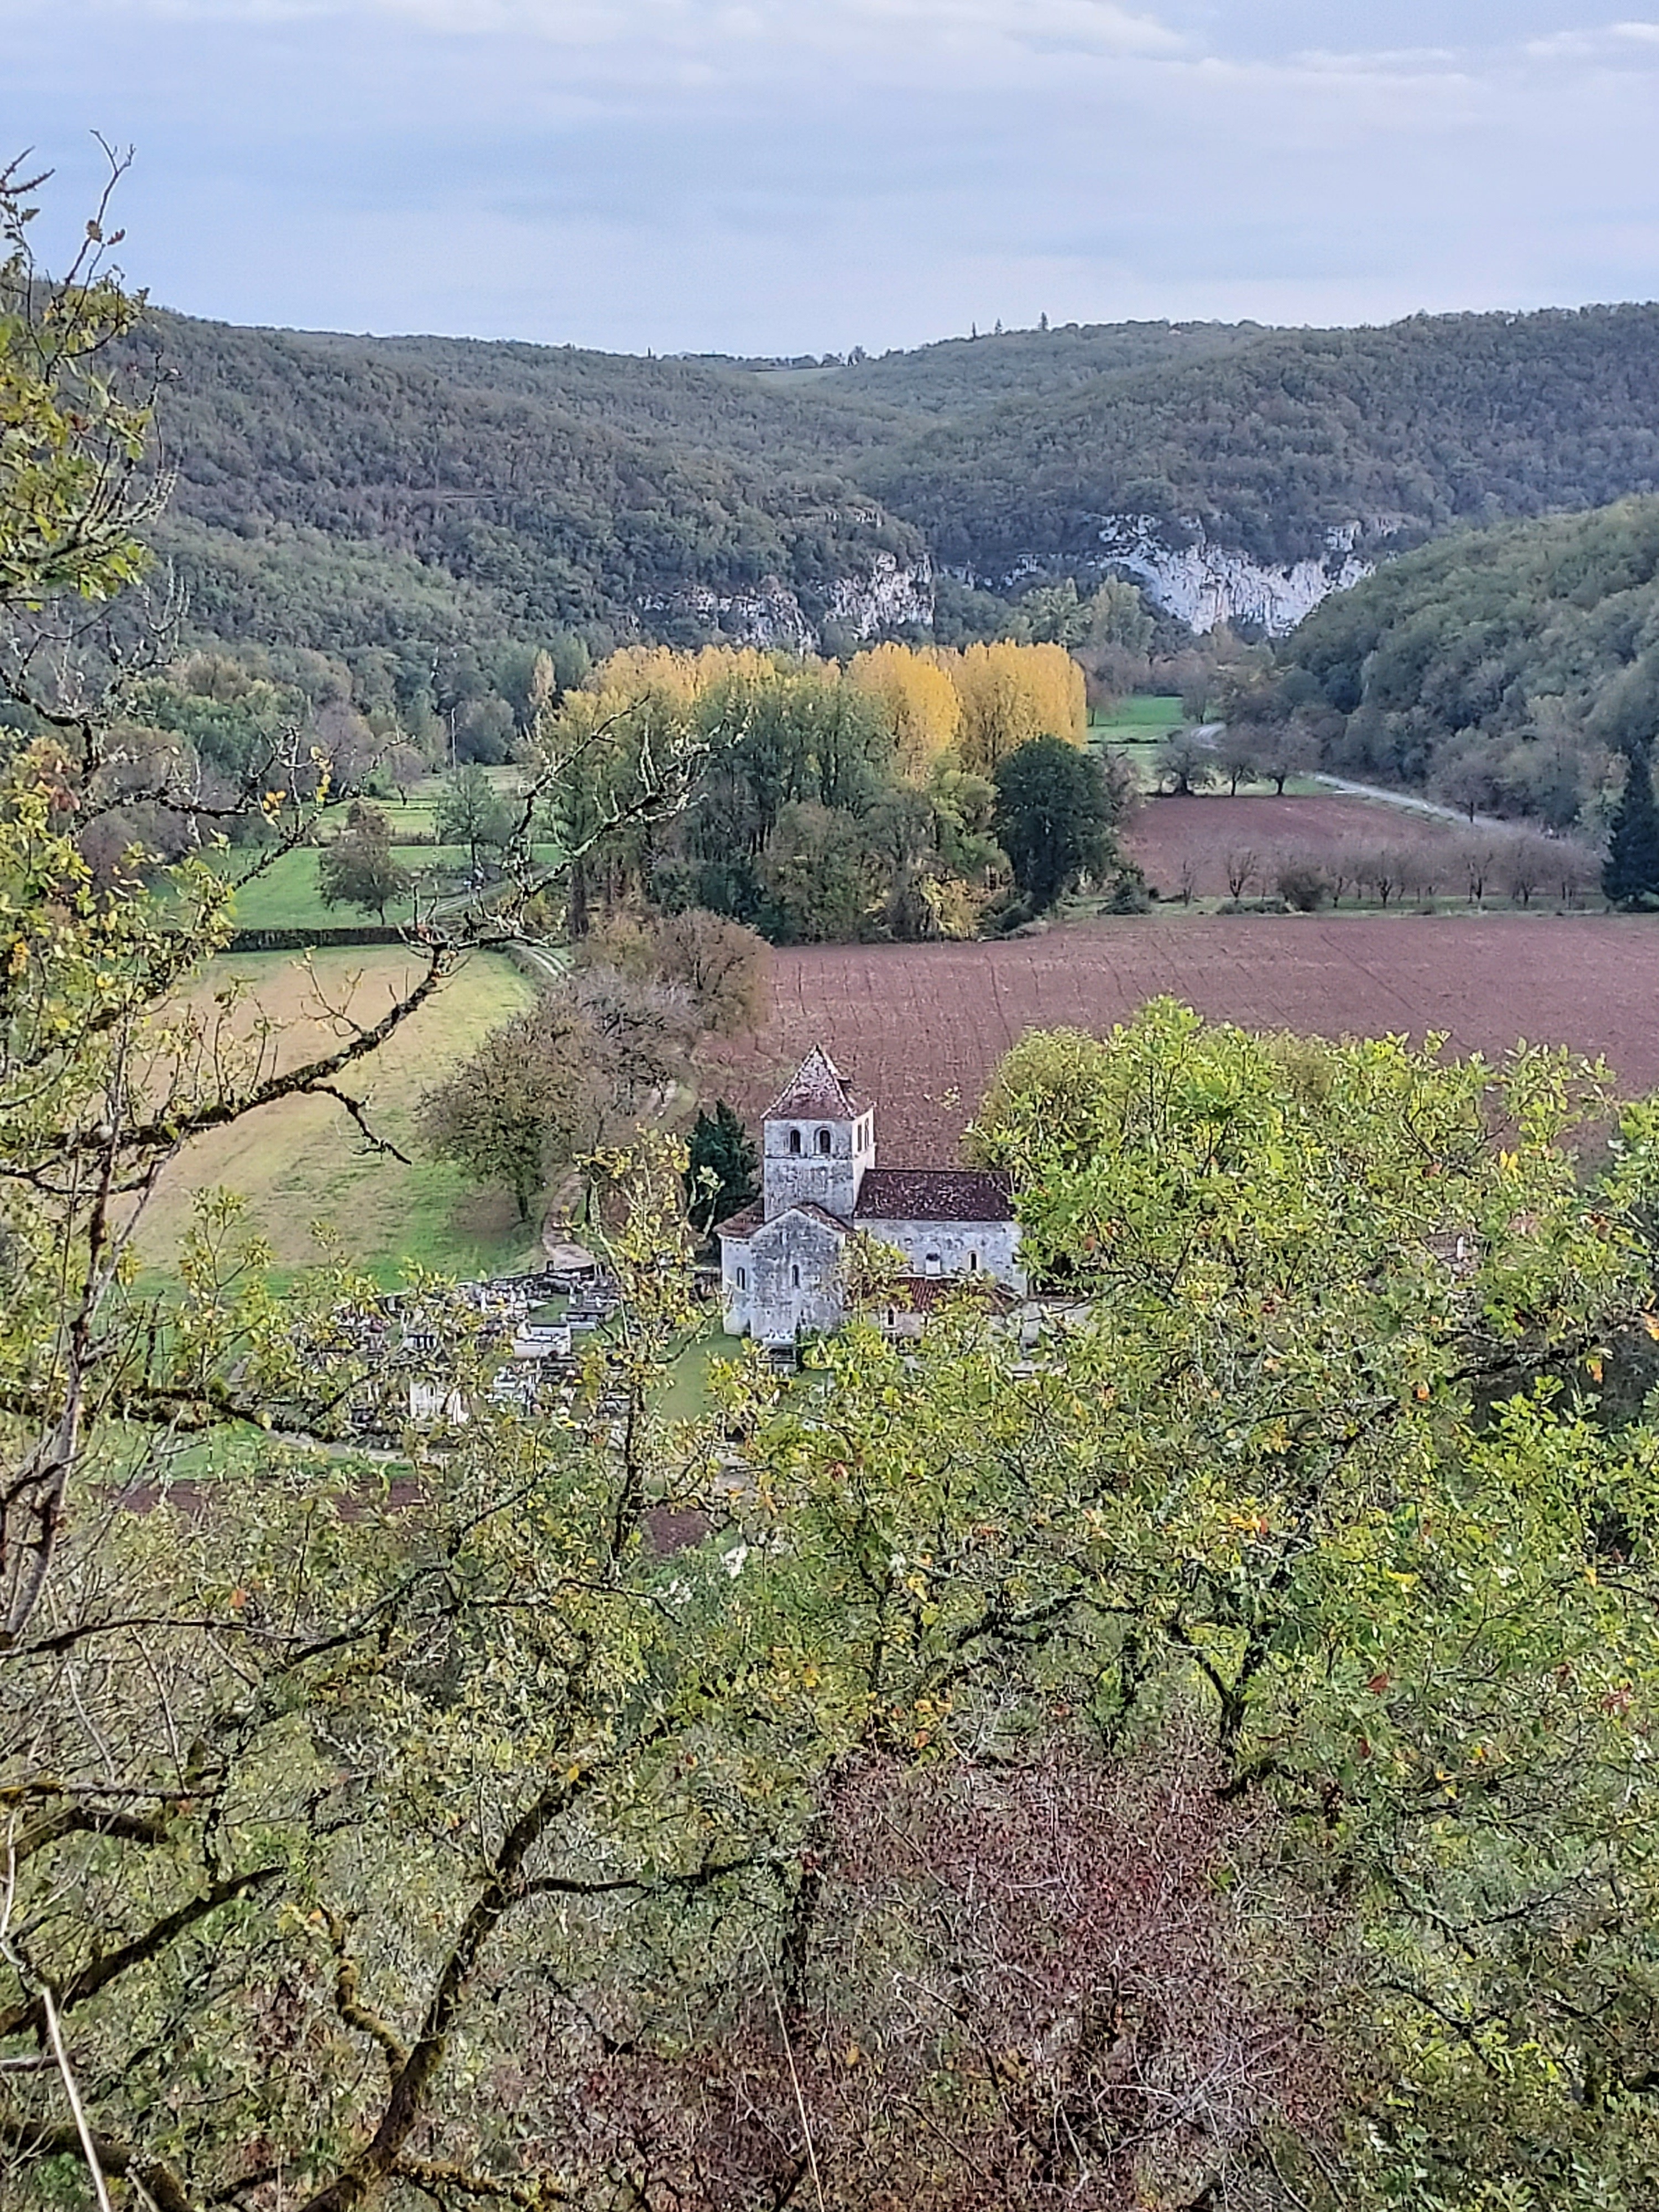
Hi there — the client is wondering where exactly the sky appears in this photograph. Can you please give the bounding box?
[5,1,1658,354]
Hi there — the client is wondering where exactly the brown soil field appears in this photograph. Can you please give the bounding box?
[717,917,1659,1164]
[1123,794,1467,901]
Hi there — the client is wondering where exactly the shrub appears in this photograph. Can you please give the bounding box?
[1276,858,1331,911]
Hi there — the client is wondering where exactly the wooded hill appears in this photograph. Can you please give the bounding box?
[137,302,1659,680]
[1277,495,1659,829]
[142,312,926,672]
[860,306,1659,577]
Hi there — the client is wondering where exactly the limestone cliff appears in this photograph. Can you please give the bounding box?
[1091,516,1382,636]
[635,551,933,653]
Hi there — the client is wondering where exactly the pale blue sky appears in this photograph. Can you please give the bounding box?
[6,2,1657,352]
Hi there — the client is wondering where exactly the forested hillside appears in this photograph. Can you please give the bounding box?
[142,313,928,686]
[822,316,1262,415]
[1277,496,1659,828]
[136,301,1659,690]
[865,306,1659,578]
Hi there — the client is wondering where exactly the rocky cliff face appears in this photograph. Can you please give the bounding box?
[1092,516,1378,636]
[824,551,935,637]
[636,552,933,653]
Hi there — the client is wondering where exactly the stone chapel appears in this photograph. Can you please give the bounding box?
[717,1045,1026,1345]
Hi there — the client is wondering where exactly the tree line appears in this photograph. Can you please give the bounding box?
[533,639,1128,943]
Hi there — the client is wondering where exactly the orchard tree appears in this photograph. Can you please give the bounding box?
[992,733,1122,910]
[1154,726,1219,795]
[316,800,413,921]
[1254,716,1319,794]
[1215,720,1260,794]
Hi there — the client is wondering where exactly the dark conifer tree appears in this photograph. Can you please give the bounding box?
[1603,744,1659,908]
[685,1100,759,1232]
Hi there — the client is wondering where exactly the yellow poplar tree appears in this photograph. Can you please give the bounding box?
[596,645,797,708]
[848,642,962,784]
[935,643,1087,775]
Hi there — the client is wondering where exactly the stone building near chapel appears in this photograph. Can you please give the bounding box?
[717,1046,1026,1345]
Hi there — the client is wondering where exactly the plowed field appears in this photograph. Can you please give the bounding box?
[719,917,1659,1164]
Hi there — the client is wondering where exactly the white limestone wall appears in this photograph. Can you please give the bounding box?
[1092,515,1373,637]
[634,555,933,654]
[722,1213,848,1344]
[862,1215,1026,1294]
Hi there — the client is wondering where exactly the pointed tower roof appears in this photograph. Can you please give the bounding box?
[764,1045,860,1121]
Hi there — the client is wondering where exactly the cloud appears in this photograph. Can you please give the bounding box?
[4,0,1657,351]
[70,0,1183,55]
[1525,17,1659,58]
[1286,46,1463,74]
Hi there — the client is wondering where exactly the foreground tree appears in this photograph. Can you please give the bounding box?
[17,953,1659,2205]
[959,1004,1659,2206]
[0,165,708,2206]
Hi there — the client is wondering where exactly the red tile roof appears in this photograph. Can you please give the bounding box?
[855,1168,1014,1224]
[716,1200,852,1243]
[882,1275,1021,1313]
[764,1045,860,1123]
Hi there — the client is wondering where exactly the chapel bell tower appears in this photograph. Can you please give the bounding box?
[761,1046,875,1224]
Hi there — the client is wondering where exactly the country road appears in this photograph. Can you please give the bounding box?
[1311,773,1507,832]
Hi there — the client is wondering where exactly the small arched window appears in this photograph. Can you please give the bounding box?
[925,1252,942,1277]
[968,1251,980,1271]
[816,1128,832,1156]
[791,1264,801,1289]
[788,1127,802,1156]
[736,1266,748,1291]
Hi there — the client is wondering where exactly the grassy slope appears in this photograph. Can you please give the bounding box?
[136,949,541,1286]
[220,842,547,930]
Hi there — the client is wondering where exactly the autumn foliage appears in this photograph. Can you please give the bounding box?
[588,639,1086,785]
[538,1745,1335,2211]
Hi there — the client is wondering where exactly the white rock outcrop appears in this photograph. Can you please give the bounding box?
[1091,515,1375,637]
[825,551,935,637]
[636,553,933,653]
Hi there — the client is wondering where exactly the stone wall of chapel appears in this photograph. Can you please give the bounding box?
[761,1109,875,1223]
[859,1215,1026,1293]
[722,1212,848,1343]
